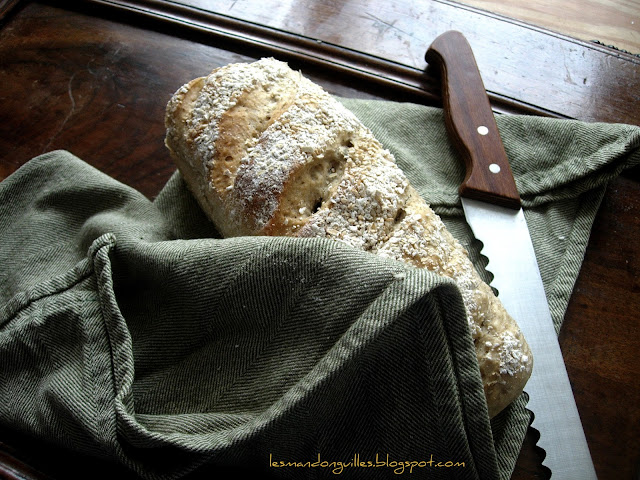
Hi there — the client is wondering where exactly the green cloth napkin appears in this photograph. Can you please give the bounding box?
[1,99,639,480]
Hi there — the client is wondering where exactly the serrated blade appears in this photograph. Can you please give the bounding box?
[462,198,597,479]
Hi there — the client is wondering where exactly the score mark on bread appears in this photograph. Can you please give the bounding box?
[165,57,532,418]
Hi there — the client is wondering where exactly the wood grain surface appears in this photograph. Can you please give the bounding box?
[460,0,640,55]
[160,0,640,126]
[0,1,639,479]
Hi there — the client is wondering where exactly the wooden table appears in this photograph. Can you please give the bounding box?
[1,1,639,479]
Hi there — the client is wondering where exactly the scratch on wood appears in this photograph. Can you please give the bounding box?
[365,12,414,39]
[42,72,77,153]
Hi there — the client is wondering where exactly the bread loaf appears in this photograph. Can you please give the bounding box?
[164,57,532,417]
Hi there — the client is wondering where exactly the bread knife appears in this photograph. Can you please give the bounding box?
[425,31,597,479]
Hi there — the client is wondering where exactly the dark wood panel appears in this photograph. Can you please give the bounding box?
[83,0,640,125]
[558,167,640,480]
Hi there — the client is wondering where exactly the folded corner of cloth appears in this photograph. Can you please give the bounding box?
[0,150,507,479]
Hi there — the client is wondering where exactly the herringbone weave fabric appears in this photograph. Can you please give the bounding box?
[1,100,638,479]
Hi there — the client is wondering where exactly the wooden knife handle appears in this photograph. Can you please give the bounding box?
[425,30,521,209]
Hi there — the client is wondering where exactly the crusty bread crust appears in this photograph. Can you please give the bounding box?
[165,57,532,417]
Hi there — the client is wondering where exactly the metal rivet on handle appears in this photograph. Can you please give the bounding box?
[477,125,489,135]
[489,163,501,173]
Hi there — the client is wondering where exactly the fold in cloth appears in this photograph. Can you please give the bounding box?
[1,100,639,479]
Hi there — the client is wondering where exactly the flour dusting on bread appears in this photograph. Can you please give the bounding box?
[165,57,532,417]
